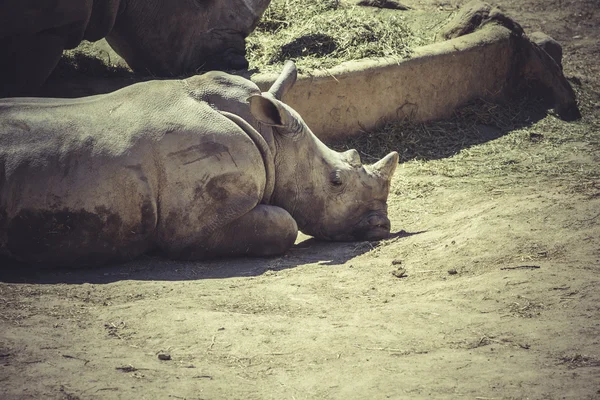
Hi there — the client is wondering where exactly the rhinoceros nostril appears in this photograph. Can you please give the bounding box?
[367,215,390,230]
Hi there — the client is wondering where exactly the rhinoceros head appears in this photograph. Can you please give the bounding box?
[106,0,272,74]
[248,62,399,241]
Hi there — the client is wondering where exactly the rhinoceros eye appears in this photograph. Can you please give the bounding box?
[330,170,343,186]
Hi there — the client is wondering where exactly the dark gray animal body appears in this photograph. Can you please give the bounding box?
[0,0,271,96]
[0,61,398,267]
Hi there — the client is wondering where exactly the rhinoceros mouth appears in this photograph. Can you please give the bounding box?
[351,223,391,241]
[220,48,249,70]
[314,215,391,242]
[349,212,392,240]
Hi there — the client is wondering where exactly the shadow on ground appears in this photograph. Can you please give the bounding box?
[0,230,422,285]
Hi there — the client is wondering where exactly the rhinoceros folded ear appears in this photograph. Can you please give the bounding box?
[372,152,399,180]
[343,149,362,167]
[248,95,284,127]
[248,94,304,137]
[268,61,297,100]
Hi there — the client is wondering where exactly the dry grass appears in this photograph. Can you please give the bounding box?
[247,0,422,73]
[332,95,550,164]
[56,0,433,76]
[332,86,599,199]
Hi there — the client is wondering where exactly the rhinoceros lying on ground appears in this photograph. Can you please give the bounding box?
[0,0,271,96]
[0,61,399,267]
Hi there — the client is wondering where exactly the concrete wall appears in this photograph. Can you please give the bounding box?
[252,24,515,142]
[38,24,517,143]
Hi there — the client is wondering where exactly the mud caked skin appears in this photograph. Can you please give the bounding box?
[0,0,271,96]
[0,61,399,267]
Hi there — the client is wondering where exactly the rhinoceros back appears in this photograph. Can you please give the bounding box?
[0,81,186,266]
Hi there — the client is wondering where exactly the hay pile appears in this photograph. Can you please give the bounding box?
[247,0,421,72]
[53,41,133,79]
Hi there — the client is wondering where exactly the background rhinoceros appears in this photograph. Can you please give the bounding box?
[0,61,398,267]
[0,0,271,97]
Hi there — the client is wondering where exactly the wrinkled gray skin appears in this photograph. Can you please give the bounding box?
[0,61,398,267]
[0,0,270,96]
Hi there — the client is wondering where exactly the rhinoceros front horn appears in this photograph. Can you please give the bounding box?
[372,152,399,180]
[268,61,297,100]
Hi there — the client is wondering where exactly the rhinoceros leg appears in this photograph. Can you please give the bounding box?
[177,205,298,260]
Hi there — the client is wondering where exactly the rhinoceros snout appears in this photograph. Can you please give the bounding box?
[368,214,390,230]
[351,214,391,241]
[222,49,249,70]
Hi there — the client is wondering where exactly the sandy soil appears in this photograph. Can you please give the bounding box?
[1,0,599,399]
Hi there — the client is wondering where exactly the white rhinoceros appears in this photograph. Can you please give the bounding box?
[0,61,399,267]
[0,0,271,96]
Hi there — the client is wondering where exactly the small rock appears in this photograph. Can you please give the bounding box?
[157,352,171,361]
[448,269,458,275]
[391,259,402,266]
[391,267,407,278]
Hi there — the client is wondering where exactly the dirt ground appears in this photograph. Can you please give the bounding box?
[1,0,599,399]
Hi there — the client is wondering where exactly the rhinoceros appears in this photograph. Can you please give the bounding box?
[0,0,271,96]
[0,61,399,267]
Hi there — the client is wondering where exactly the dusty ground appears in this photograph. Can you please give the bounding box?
[1,0,599,398]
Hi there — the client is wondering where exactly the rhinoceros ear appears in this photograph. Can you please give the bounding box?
[268,61,297,100]
[248,95,284,126]
[372,152,399,181]
[249,94,304,136]
[343,149,362,167]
